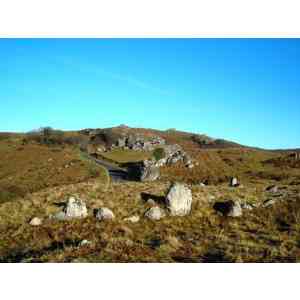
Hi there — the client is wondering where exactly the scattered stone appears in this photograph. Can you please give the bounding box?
[241,202,255,210]
[146,199,156,206]
[230,177,239,187]
[263,199,277,207]
[144,206,165,220]
[95,207,115,221]
[64,197,88,219]
[266,185,279,193]
[124,215,140,223]
[166,183,193,216]
[29,217,42,226]
[79,240,92,247]
[213,200,242,217]
[166,236,181,249]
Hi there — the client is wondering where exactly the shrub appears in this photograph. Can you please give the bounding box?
[153,147,166,161]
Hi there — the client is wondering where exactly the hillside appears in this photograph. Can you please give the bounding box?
[0,126,300,262]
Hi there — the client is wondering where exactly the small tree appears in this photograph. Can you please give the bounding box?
[153,147,166,161]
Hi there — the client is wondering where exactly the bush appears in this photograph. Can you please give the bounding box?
[153,147,166,161]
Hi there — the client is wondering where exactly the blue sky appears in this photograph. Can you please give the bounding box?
[0,38,299,149]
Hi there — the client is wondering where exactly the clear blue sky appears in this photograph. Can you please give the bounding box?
[1,38,299,149]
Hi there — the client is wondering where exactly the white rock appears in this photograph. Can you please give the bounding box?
[166,183,193,216]
[124,215,140,223]
[95,207,115,221]
[230,177,239,187]
[79,240,92,247]
[29,217,42,226]
[64,197,88,219]
[144,206,165,220]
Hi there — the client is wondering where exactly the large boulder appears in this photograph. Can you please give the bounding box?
[166,183,193,216]
[213,200,242,217]
[127,160,160,182]
[144,206,165,220]
[51,196,88,221]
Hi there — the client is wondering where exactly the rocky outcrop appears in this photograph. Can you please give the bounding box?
[166,183,193,216]
[112,134,165,152]
[127,160,160,182]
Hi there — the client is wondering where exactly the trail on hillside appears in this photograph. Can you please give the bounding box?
[86,154,129,182]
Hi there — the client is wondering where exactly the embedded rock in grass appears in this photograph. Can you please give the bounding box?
[29,217,42,226]
[266,185,279,193]
[64,197,88,219]
[263,199,277,207]
[95,207,115,221]
[166,183,193,216]
[213,200,242,217]
[144,206,165,220]
[124,215,140,223]
[79,240,92,247]
[241,202,255,210]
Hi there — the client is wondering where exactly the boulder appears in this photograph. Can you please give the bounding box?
[127,160,160,182]
[29,217,42,226]
[213,200,242,217]
[64,197,88,219]
[95,207,115,220]
[166,183,193,216]
[144,206,165,220]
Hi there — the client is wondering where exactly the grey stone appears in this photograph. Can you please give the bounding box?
[266,185,279,193]
[144,206,165,220]
[95,207,115,220]
[166,183,193,216]
[263,199,277,207]
[64,197,88,219]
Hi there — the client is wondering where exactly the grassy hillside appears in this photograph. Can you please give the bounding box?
[0,127,300,262]
[0,136,109,204]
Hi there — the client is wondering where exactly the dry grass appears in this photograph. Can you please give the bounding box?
[0,178,299,263]
[101,149,152,164]
[1,129,300,262]
[0,138,108,203]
